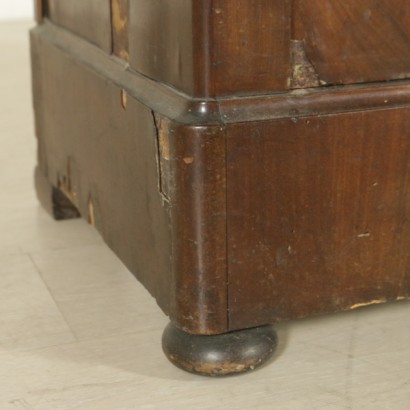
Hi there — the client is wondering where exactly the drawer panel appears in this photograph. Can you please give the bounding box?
[128,0,291,97]
[294,0,410,86]
[227,108,410,329]
[43,1,410,97]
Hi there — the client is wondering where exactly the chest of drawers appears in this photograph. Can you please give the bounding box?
[32,0,410,376]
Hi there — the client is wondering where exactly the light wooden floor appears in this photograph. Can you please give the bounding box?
[1,21,410,410]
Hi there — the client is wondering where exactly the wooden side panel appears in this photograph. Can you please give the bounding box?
[47,0,112,53]
[209,0,291,96]
[31,28,173,314]
[128,0,195,95]
[31,24,229,335]
[227,109,410,330]
[294,0,410,85]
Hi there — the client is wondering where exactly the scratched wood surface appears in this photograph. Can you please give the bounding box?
[111,0,129,60]
[227,110,410,330]
[31,26,174,317]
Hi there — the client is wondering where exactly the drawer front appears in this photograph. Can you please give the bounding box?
[227,108,410,330]
[129,0,410,95]
[128,0,195,96]
[294,0,410,86]
[128,0,291,97]
[43,0,410,96]
[47,0,112,53]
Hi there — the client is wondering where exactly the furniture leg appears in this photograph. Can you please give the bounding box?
[162,323,277,377]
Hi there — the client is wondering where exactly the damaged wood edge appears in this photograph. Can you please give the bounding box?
[288,2,325,90]
[350,296,409,310]
[289,39,324,89]
[152,112,171,205]
[350,299,387,310]
[110,0,130,61]
[34,166,80,220]
[56,157,78,206]
[51,188,80,220]
[120,88,128,110]
[87,194,95,226]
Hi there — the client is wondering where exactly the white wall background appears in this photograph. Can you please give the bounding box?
[0,0,34,21]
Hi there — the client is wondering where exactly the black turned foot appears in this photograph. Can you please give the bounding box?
[162,323,277,377]
[34,167,80,220]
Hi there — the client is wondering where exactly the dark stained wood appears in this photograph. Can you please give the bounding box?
[47,0,112,53]
[31,28,173,315]
[128,0,291,97]
[163,120,228,334]
[128,0,195,95]
[39,20,410,128]
[32,1,410,347]
[162,323,277,376]
[31,22,222,126]
[44,1,410,96]
[31,24,229,335]
[217,81,410,124]
[209,0,291,96]
[226,109,410,330]
[111,0,129,60]
[127,0,410,93]
[294,0,410,86]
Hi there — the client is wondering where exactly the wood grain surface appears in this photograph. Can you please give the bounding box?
[31,25,229,335]
[43,0,410,95]
[47,0,112,52]
[227,109,410,329]
[31,29,173,317]
[33,2,410,336]
[294,0,410,86]
[8,22,410,407]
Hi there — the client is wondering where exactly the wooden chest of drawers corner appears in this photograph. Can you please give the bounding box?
[31,0,410,376]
